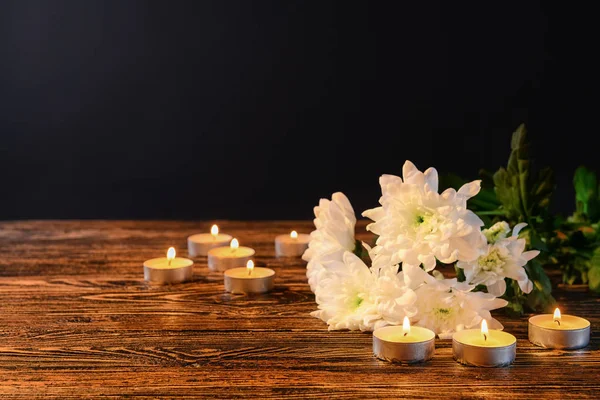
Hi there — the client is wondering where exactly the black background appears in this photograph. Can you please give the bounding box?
[0,1,598,220]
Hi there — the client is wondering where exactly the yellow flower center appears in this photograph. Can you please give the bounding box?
[478,248,505,273]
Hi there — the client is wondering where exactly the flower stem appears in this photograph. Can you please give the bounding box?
[476,210,508,216]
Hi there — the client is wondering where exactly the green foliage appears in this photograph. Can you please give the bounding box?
[483,125,556,314]
[454,264,466,282]
[588,248,600,292]
[503,280,526,318]
[572,166,600,222]
[353,239,371,263]
[444,125,600,306]
[524,259,555,312]
[445,124,560,315]
[492,125,554,238]
[548,166,600,293]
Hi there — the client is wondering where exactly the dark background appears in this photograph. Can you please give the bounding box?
[0,1,597,220]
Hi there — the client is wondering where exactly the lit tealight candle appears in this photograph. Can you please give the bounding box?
[143,247,194,284]
[223,260,275,294]
[187,224,233,257]
[274,230,310,257]
[372,317,436,364]
[452,319,516,367]
[207,238,255,272]
[529,307,590,349]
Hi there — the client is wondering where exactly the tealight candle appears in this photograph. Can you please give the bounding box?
[373,317,435,364]
[274,230,310,257]
[453,320,516,367]
[223,260,275,294]
[187,224,232,257]
[529,307,591,349]
[207,238,255,272]
[143,247,194,284]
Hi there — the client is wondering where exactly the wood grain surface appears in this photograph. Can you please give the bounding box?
[0,220,598,399]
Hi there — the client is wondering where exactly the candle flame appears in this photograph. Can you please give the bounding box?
[554,308,561,326]
[247,259,254,276]
[290,230,298,239]
[211,224,219,237]
[167,247,176,266]
[481,319,488,341]
[230,238,239,250]
[402,316,410,336]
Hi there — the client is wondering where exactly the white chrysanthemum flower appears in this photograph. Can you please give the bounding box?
[372,263,418,327]
[303,192,356,293]
[483,221,511,243]
[456,222,539,296]
[363,161,486,272]
[403,265,507,339]
[311,252,417,331]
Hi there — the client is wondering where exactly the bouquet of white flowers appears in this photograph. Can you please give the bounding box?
[304,161,540,338]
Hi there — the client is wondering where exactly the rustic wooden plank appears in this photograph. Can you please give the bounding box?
[0,220,598,398]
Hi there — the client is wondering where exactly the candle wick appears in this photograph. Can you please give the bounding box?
[483,333,487,341]
[554,319,561,326]
[248,269,252,276]
[403,332,408,337]
[168,259,172,266]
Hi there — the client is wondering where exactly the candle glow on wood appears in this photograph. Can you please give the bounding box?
[211,224,219,238]
[290,230,298,239]
[247,260,254,276]
[167,247,176,266]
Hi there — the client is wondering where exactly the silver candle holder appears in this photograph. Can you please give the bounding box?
[529,313,591,349]
[223,261,275,294]
[143,247,194,285]
[452,328,516,367]
[372,322,436,364]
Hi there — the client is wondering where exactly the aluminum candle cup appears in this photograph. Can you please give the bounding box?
[452,321,516,367]
[187,225,232,257]
[274,231,310,257]
[372,318,435,364]
[529,308,590,349]
[224,261,275,294]
[143,247,194,284]
[207,238,255,272]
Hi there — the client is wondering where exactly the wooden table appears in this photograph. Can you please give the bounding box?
[0,221,598,399]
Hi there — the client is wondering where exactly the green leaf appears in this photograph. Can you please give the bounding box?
[504,300,524,318]
[523,259,555,312]
[564,271,578,285]
[534,167,555,210]
[439,173,500,213]
[454,265,466,282]
[588,247,600,292]
[525,289,556,313]
[525,259,552,293]
[529,230,549,252]
[573,166,599,221]
[588,266,600,293]
[353,239,370,262]
[492,124,554,225]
